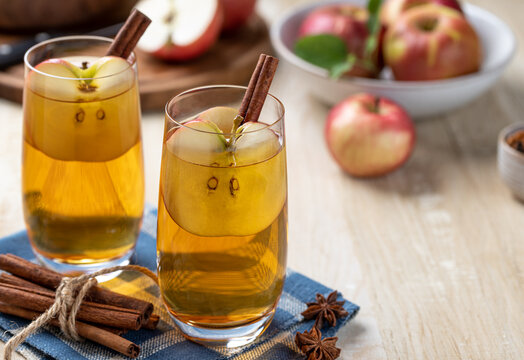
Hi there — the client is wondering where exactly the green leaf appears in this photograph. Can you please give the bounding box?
[295,34,349,70]
[329,54,357,79]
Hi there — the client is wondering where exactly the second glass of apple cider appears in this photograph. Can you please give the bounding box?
[158,86,287,346]
[22,36,144,274]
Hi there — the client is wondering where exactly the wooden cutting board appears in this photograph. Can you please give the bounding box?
[0,15,271,111]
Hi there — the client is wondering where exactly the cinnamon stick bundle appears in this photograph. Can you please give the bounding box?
[0,254,153,322]
[0,262,161,353]
[0,270,163,331]
[0,302,139,358]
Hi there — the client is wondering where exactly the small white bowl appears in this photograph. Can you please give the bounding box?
[270,0,517,119]
[498,123,524,201]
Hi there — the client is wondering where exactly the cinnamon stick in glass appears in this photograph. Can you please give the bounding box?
[106,9,151,59]
[238,54,279,124]
[0,302,139,358]
[0,254,153,322]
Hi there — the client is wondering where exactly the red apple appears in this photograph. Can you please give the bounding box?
[221,0,257,32]
[136,0,223,61]
[299,5,383,78]
[325,93,415,177]
[384,4,481,81]
[380,0,463,27]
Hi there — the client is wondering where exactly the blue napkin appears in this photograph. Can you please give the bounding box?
[0,207,359,359]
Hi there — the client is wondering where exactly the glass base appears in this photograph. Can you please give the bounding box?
[171,310,275,348]
[34,248,135,282]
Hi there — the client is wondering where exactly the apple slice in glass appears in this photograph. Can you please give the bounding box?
[163,118,285,237]
[29,56,133,101]
[84,56,134,97]
[234,122,281,165]
[26,56,140,162]
[198,106,238,135]
[28,59,84,101]
[165,119,228,165]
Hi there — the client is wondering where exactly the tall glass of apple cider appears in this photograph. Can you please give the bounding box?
[158,86,287,346]
[22,36,144,274]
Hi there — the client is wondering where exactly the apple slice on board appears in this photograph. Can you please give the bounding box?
[136,0,223,61]
[26,56,140,162]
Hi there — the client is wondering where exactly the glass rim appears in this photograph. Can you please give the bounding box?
[24,35,136,81]
[165,85,285,136]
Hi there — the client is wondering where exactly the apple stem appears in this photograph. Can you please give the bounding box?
[225,114,244,150]
[231,115,243,135]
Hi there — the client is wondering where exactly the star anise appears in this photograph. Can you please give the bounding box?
[295,326,341,360]
[301,291,349,329]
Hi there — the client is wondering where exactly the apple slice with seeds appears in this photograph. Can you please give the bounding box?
[165,119,228,165]
[29,56,133,101]
[162,119,285,237]
[27,56,140,162]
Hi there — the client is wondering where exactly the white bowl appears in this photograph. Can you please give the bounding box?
[498,123,524,201]
[270,0,517,119]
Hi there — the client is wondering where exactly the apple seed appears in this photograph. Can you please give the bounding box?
[96,109,106,120]
[207,176,218,190]
[229,177,240,196]
[75,109,85,123]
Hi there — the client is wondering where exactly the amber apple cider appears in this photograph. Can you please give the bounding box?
[157,106,287,328]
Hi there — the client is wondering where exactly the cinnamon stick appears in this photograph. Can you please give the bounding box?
[0,283,142,330]
[238,54,266,120]
[106,9,151,59]
[93,325,128,336]
[0,273,52,293]
[0,254,153,322]
[0,302,139,358]
[143,314,160,330]
[239,54,279,124]
[0,271,160,331]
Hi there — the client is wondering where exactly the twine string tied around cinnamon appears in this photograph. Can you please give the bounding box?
[3,265,158,360]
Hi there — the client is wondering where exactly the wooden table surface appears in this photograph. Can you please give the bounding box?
[1,0,523,358]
